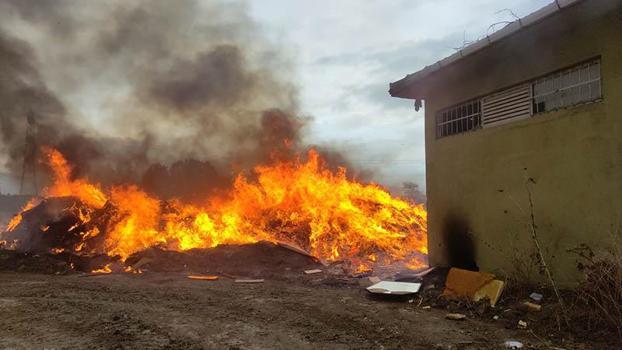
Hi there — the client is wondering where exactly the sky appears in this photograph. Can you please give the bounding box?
[248,0,552,190]
[0,0,553,195]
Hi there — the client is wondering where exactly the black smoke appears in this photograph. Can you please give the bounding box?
[0,0,327,199]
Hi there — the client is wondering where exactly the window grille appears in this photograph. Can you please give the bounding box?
[482,84,532,128]
[436,100,481,138]
[533,59,601,114]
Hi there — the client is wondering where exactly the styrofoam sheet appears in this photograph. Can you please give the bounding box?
[366,281,421,295]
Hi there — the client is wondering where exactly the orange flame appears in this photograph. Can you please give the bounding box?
[5,147,428,271]
[5,199,38,232]
[41,146,108,208]
[91,264,112,274]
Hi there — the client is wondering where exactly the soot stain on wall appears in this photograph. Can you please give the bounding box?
[442,213,478,271]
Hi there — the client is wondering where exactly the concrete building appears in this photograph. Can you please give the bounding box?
[390,0,622,284]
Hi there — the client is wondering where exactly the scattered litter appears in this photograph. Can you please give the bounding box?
[234,279,265,283]
[443,268,494,298]
[493,315,499,320]
[408,299,414,303]
[517,320,528,329]
[187,275,218,281]
[443,268,504,306]
[504,340,524,349]
[529,292,543,302]
[473,279,505,307]
[358,276,381,287]
[366,281,421,295]
[422,305,431,310]
[521,301,542,312]
[445,313,466,321]
[304,269,322,275]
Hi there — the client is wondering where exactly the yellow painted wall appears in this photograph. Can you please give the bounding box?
[423,1,622,285]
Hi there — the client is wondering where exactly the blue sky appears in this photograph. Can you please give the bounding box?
[248,0,551,190]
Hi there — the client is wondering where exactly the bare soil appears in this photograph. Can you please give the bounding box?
[0,271,599,350]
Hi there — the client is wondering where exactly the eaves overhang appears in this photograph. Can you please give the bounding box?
[388,0,584,100]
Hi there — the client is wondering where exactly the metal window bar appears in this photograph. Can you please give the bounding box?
[533,59,601,114]
[436,100,481,138]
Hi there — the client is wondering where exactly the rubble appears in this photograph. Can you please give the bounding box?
[445,313,466,321]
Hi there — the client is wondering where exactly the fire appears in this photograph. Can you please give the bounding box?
[5,199,37,232]
[91,264,112,274]
[3,147,106,234]
[3,147,428,271]
[41,146,108,208]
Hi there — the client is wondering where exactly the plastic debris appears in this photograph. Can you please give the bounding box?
[504,340,524,349]
[366,281,421,295]
[304,269,322,274]
[517,320,528,329]
[529,292,543,302]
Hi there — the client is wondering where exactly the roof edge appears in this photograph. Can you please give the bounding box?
[389,0,583,99]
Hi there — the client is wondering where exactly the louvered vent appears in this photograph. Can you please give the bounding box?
[481,84,532,128]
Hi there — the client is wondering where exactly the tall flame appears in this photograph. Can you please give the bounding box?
[4,147,428,271]
[41,146,108,208]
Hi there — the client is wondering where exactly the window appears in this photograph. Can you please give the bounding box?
[533,59,601,114]
[435,58,603,139]
[436,100,481,138]
[482,84,532,128]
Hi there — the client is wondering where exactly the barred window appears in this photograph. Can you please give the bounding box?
[436,100,481,138]
[533,59,601,114]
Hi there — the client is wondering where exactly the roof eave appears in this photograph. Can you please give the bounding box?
[389,0,583,100]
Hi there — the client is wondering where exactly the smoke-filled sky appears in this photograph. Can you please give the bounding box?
[250,0,551,189]
[0,0,551,194]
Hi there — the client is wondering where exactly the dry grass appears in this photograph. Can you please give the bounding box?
[569,236,622,341]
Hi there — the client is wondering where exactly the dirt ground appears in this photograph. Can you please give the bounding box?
[0,271,597,350]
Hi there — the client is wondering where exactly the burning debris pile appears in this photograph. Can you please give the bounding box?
[1,147,427,274]
[0,1,427,277]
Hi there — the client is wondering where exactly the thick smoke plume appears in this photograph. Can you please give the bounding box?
[0,0,330,200]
